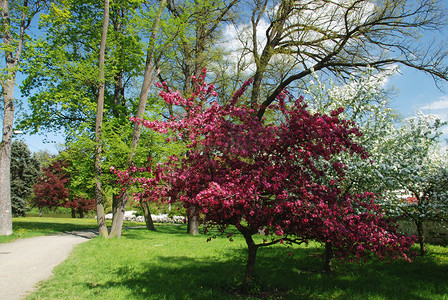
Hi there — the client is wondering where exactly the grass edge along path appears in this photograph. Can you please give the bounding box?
[25,225,448,300]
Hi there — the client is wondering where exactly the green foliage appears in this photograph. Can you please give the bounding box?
[18,0,147,137]
[10,140,40,217]
[16,1,187,218]
[56,100,186,213]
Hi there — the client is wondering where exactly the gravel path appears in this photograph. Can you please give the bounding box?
[0,230,97,300]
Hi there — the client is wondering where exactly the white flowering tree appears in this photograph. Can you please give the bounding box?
[374,114,448,256]
[304,71,448,256]
[303,68,400,194]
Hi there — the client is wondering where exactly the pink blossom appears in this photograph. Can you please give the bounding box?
[112,69,415,272]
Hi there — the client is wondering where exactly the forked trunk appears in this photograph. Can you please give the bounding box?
[109,192,127,237]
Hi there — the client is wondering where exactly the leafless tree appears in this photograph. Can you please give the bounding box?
[232,0,448,118]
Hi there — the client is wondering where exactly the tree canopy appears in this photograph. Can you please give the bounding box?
[116,75,415,287]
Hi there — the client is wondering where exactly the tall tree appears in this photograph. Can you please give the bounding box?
[162,0,240,235]
[0,0,44,235]
[10,140,40,216]
[228,0,448,118]
[109,0,168,237]
[94,0,110,238]
[18,1,182,235]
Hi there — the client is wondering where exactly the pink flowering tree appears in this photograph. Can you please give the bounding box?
[114,70,415,288]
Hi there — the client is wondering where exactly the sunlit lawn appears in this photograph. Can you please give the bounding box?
[14,220,447,300]
[0,217,144,244]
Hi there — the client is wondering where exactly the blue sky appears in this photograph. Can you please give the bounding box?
[14,65,448,154]
[388,67,447,119]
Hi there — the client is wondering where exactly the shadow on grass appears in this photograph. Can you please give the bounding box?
[122,224,241,240]
[105,229,448,299]
[254,245,448,299]
[121,225,189,240]
[85,256,243,299]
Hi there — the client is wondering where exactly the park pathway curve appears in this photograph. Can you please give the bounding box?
[0,230,97,300]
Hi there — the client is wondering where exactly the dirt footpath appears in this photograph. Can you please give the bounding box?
[0,230,97,300]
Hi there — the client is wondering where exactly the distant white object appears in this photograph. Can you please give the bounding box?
[124,210,138,221]
[99,211,185,223]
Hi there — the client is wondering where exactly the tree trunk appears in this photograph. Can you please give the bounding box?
[78,210,84,218]
[71,208,76,218]
[416,220,427,256]
[323,242,333,273]
[110,191,128,236]
[94,0,110,238]
[250,42,273,109]
[0,0,26,236]
[0,76,14,236]
[39,207,43,217]
[141,201,155,231]
[187,206,199,235]
[109,0,166,238]
[241,230,259,289]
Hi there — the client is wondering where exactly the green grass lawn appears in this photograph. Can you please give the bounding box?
[0,217,145,244]
[14,220,447,300]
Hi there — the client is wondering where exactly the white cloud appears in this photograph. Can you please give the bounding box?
[420,96,448,111]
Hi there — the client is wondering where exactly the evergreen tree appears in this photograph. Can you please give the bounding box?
[10,141,40,217]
